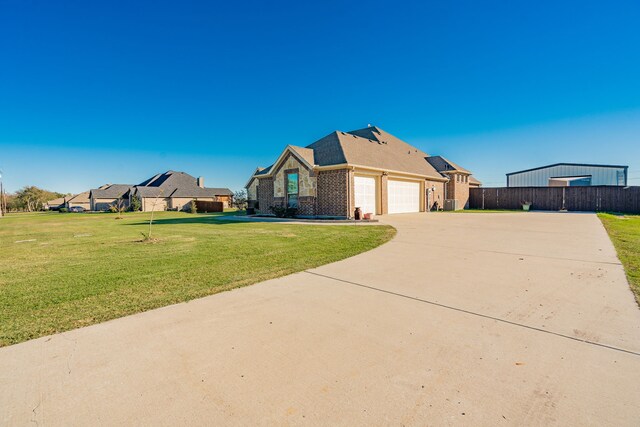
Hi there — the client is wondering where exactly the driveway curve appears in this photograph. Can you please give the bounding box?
[1,212,639,426]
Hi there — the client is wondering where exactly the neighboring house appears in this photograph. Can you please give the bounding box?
[90,185,134,211]
[246,126,480,217]
[44,197,66,210]
[506,163,628,187]
[88,171,233,212]
[65,191,92,211]
[133,171,233,212]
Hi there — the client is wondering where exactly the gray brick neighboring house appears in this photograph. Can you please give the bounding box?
[246,126,481,218]
[89,171,233,212]
[90,184,134,211]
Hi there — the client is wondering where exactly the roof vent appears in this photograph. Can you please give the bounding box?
[340,131,346,135]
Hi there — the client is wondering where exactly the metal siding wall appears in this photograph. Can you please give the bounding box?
[508,166,626,187]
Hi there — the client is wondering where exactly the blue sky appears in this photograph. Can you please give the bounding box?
[1,0,639,193]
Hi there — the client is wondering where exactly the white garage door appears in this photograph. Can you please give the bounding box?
[354,176,376,215]
[388,180,420,214]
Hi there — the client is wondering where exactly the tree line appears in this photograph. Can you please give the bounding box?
[0,187,249,214]
[2,186,67,212]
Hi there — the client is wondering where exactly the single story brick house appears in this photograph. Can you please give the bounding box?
[246,126,480,218]
[133,171,233,212]
[90,184,133,211]
[44,197,66,210]
[89,171,233,212]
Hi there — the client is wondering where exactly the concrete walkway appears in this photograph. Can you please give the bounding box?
[1,212,639,426]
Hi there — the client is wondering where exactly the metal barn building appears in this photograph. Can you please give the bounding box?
[506,163,628,187]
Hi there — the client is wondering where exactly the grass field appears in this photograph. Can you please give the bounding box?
[599,213,640,305]
[0,211,395,346]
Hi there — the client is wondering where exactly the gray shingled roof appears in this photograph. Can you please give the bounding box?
[255,165,272,176]
[305,127,443,179]
[45,197,66,206]
[251,126,477,183]
[134,186,164,197]
[91,185,134,199]
[136,171,233,198]
[426,156,471,174]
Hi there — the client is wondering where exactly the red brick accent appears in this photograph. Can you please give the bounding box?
[317,169,349,217]
[256,177,274,214]
[298,196,316,216]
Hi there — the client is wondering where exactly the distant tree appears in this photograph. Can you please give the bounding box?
[143,189,164,241]
[232,190,247,210]
[12,186,64,212]
[15,186,50,211]
[130,195,142,212]
[5,194,18,212]
[109,197,127,219]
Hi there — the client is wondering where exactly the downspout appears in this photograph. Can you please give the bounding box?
[444,175,449,203]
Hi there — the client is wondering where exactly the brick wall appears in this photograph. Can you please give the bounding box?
[456,177,470,208]
[425,180,445,211]
[256,177,274,214]
[298,196,316,216]
[444,173,470,209]
[317,169,349,217]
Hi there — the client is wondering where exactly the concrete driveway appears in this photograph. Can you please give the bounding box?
[1,212,639,426]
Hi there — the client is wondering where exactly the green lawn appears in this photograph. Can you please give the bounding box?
[599,213,640,305]
[0,211,395,346]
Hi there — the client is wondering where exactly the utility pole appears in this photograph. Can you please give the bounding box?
[0,170,4,217]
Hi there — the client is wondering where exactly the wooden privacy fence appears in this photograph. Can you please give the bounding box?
[469,186,640,213]
[195,200,224,212]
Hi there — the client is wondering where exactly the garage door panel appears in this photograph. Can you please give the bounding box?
[388,180,420,214]
[354,176,376,215]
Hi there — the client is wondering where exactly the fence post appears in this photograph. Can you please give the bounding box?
[482,189,485,210]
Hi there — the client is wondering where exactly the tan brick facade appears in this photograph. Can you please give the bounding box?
[425,180,445,211]
[255,166,452,217]
[444,173,470,209]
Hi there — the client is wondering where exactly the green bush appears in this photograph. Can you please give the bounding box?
[270,205,297,218]
[59,208,68,213]
[130,196,141,212]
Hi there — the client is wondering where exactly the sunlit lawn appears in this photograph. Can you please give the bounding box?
[599,213,640,305]
[0,211,395,346]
